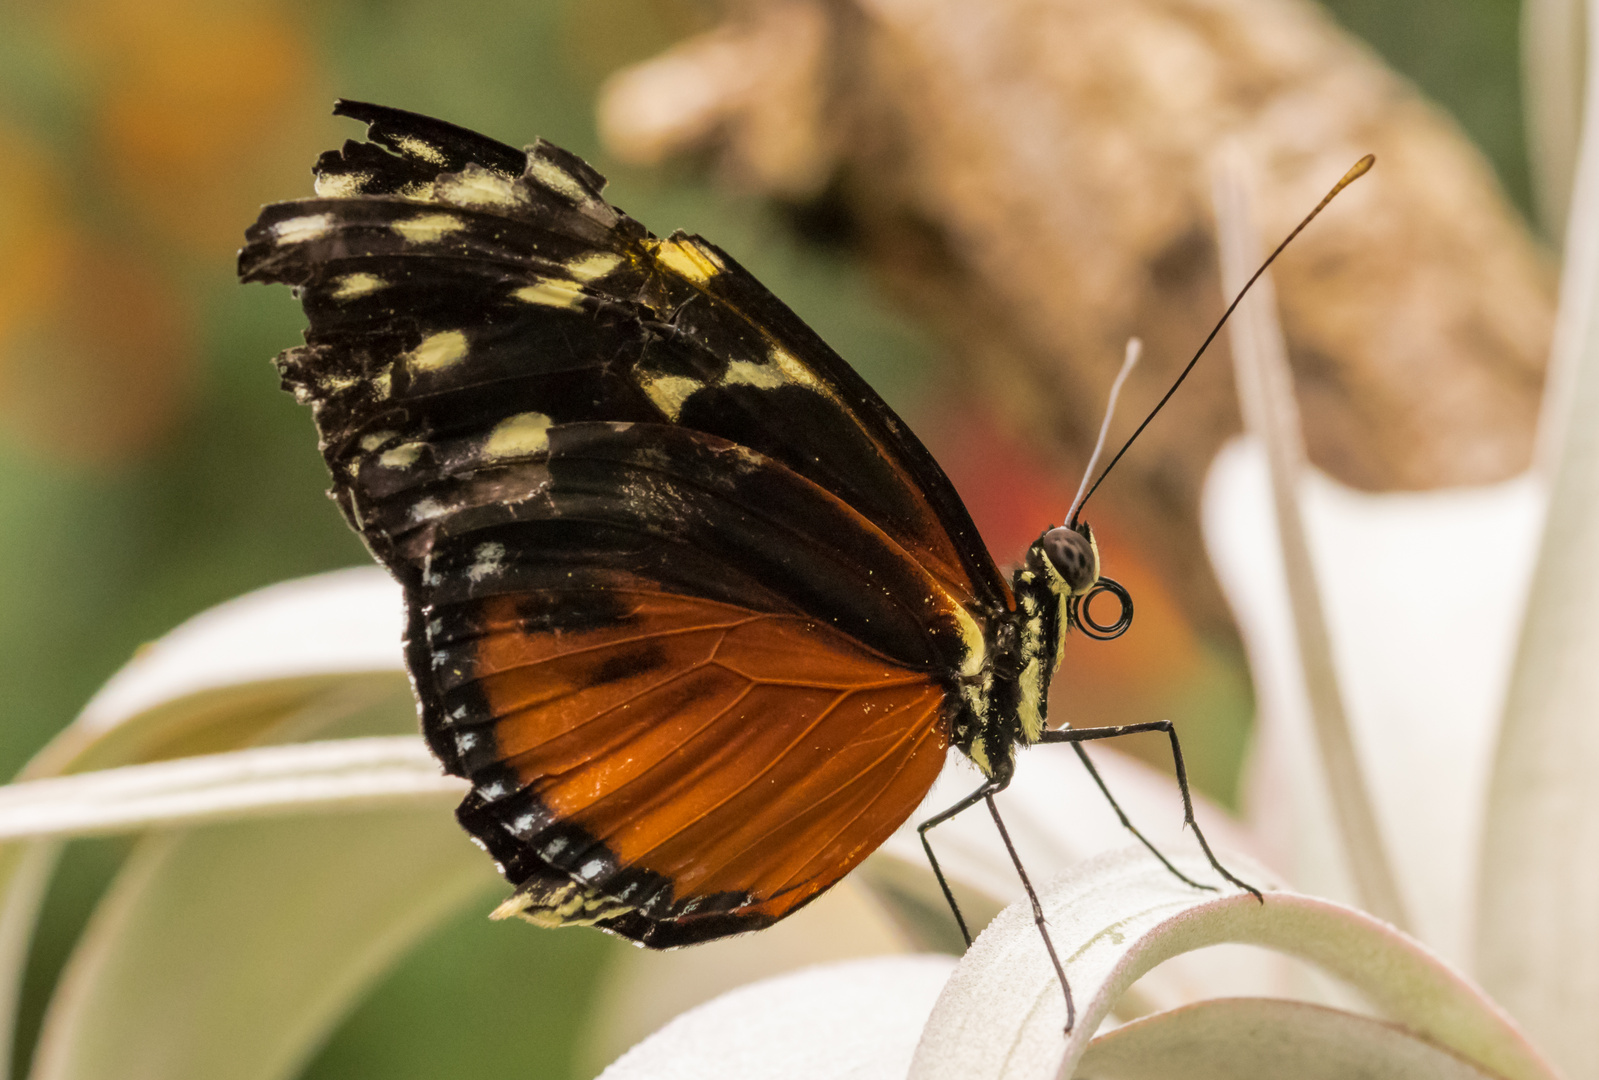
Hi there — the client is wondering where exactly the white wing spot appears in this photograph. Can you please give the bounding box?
[483,411,553,460]
[358,430,398,451]
[271,213,335,244]
[411,497,447,521]
[392,212,467,243]
[331,272,387,300]
[468,541,507,583]
[407,330,470,373]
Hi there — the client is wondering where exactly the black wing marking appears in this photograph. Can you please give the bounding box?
[410,420,982,773]
[238,100,1010,612]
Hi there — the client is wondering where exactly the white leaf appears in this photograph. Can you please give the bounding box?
[1077,997,1507,1080]
[906,848,1556,1080]
[0,569,492,1080]
[596,955,956,1080]
[0,737,463,840]
[1205,440,1544,968]
[1476,0,1599,1066]
[1211,152,1407,930]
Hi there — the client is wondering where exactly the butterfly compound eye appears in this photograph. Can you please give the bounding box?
[1040,526,1097,594]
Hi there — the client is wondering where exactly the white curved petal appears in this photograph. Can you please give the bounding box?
[907,848,1555,1080]
[0,737,463,840]
[58,567,405,760]
[865,743,1287,1009]
[1205,438,1543,966]
[1078,997,1504,1080]
[597,955,956,1080]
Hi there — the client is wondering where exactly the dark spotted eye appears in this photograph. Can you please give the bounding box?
[1040,526,1096,593]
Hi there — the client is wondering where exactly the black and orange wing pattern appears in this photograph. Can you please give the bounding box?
[239,101,1005,943]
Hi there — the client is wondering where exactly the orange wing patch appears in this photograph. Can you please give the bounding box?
[467,590,949,933]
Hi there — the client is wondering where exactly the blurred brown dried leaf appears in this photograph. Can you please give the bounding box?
[600,0,1555,635]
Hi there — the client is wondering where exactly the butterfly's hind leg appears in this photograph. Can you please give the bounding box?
[1038,721,1263,901]
[917,778,1077,1032]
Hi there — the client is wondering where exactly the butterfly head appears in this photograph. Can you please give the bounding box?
[1036,522,1099,596]
[1026,521,1133,643]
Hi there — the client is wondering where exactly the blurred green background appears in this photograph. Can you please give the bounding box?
[0,0,1532,1076]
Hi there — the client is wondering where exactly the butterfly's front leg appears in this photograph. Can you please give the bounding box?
[1038,721,1262,901]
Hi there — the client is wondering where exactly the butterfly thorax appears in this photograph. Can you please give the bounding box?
[951,524,1098,781]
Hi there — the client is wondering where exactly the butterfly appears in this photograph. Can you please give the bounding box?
[240,103,1350,1009]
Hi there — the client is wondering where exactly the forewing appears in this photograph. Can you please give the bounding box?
[238,100,1009,610]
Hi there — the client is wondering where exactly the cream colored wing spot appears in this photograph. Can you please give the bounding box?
[271,214,335,244]
[314,171,373,197]
[392,212,467,244]
[318,373,360,395]
[410,497,448,523]
[768,344,836,398]
[392,134,448,166]
[437,165,522,209]
[513,278,584,309]
[378,442,426,469]
[482,411,553,460]
[638,372,702,421]
[652,237,724,284]
[330,272,387,301]
[564,251,624,283]
[358,430,399,452]
[722,359,786,390]
[406,330,470,373]
[528,156,590,202]
[490,880,634,928]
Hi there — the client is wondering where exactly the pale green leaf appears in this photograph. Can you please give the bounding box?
[27,808,496,1080]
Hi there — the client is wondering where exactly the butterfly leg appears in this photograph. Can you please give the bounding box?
[918,780,1077,1032]
[1038,721,1263,902]
[1063,740,1214,892]
[916,781,999,948]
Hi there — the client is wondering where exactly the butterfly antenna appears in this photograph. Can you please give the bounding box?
[1068,154,1375,525]
[1066,337,1142,527]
